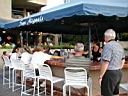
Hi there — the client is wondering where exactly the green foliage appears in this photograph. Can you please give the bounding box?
[120,33,128,41]
[124,48,128,51]
[62,34,89,45]
[1,45,13,49]
[42,45,74,49]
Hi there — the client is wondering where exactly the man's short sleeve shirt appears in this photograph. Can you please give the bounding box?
[101,41,125,70]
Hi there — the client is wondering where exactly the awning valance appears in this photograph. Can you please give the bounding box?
[4,0,128,30]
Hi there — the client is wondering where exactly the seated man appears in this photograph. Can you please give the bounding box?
[65,42,92,96]
[65,42,90,70]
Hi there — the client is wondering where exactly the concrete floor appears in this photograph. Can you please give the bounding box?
[0,70,21,96]
[0,69,51,96]
[0,68,128,96]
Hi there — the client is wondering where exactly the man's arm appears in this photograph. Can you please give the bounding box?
[121,59,125,69]
[99,60,109,86]
[51,56,64,59]
[99,60,109,79]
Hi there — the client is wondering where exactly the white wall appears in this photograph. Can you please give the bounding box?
[41,0,64,11]
[118,41,128,48]
[0,0,11,19]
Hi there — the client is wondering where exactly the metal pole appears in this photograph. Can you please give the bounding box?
[26,31,28,46]
[60,34,62,45]
[20,31,23,47]
[88,25,91,62]
[30,32,33,48]
[36,32,38,48]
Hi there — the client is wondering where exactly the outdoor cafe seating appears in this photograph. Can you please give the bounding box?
[3,49,127,96]
[2,55,12,88]
[63,67,89,96]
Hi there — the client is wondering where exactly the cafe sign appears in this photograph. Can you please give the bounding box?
[19,16,44,26]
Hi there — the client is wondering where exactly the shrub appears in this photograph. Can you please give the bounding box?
[42,45,74,49]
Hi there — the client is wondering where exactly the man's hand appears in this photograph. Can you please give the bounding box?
[98,77,102,86]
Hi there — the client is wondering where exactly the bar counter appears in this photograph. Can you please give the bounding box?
[45,60,128,70]
[45,60,128,95]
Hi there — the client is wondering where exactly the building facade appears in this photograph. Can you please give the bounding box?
[0,0,12,19]
[0,0,46,20]
[0,0,74,46]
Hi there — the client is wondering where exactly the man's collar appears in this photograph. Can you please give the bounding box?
[108,39,115,42]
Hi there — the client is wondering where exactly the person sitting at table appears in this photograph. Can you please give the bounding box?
[2,51,10,58]
[65,41,89,68]
[65,41,92,96]
[54,50,60,56]
[31,48,63,71]
[1,51,10,64]
[92,42,102,62]
[74,42,84,56]
[10,47,21,79]
[30,48,52,70]
[10,47,21,61]
[30,47,63,87]
[20,46,32,64]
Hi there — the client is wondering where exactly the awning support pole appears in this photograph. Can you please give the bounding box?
[88,25,91,62]
[20,31,23,47]
[60,34,62,45]
[36,32,38,48]
[26,31,28,46]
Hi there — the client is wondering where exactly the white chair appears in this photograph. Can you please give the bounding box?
[21,64,37,96]
[87,76,93,96]
[63,67,89,96]
[2,55,13,88]
[38,64,64,96]
[120,83,128,94]
[11,59,24,91]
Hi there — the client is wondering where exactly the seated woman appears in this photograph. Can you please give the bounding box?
[30,47,63,87]
[10,47,21,61]
[92,42,102,62]
[10,47,21,78]
[30,47,63,75]
[2,51,10,58]
[2,51,10,63]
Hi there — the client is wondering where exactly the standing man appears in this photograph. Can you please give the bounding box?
[99,29,125,96]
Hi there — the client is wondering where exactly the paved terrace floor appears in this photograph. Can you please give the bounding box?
[0,69,51,96]
[0,70,21,96]
[0,69,128,96]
